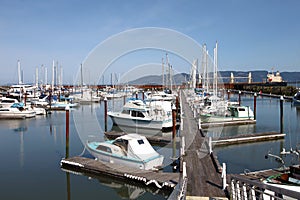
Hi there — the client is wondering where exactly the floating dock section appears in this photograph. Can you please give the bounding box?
[213,132,285,146]
[60,156,179,189]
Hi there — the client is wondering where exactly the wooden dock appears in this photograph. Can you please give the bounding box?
[201,119,256,129]
[213,132,285,146]
[60,156,179,189]
[180,90,228,198]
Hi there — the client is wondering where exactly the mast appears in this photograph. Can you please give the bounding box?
[35,66,39,87]
[80,63,83,87]
[165,53,169,89]
[213,41,218,96]
[17,60,22,84]
[162,58,164,89]
[45,67,47,86]
[52,60,55,89]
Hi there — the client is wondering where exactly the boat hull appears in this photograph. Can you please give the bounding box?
[87,141,164,170]
[109,114,171,135]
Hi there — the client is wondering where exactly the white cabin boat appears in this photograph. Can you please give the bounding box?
[201,105,254,123]
[0,103,36,119]
[87,134,164,170]
[108,99,172,134]
[0,97,19,108]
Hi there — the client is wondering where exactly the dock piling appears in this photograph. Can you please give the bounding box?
[172,104,176,138]
[104,97,108,132]
[65,105,70,159]
[280,96,284,133]
[254,93,257,120]
[238,90,241,106]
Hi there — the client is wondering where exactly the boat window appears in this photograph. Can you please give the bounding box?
[137,139,144,145]
[96,145,112,153]
[121,110,130,114]
[131,111,145,118]
[238,108,246,111]
[113,139,128,151]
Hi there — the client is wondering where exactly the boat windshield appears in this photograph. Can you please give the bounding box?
[113,139,128,151]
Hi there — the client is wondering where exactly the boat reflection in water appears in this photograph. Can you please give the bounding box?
[62,168,172,200]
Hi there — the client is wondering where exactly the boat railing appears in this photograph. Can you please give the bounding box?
[229,174,299,200]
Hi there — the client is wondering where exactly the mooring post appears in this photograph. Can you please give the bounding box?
[227,90,230,101]
[209,137,212,154]
[65,105,70,159]
[181,136,185,156]
[24,92,27,106]
[142,91,145,100]
[238,90,241,106]
[221,163,227,190]
[123,95,126,105]
[104,97,108,132]
[198,118,201,130]
[280,96,284,133]
[172,104,176,139]
[135,91,138,99]
[182,161,187,179]
[254,93,257,120]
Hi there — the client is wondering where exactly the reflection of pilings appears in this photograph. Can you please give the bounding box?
[66,172,71,200]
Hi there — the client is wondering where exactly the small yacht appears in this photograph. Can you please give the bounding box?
[0,97,19,108]
[293,91,300,106]
[87,134,164,170]
[201,105,254,123]
[108,99,172,134]
[0,103,36,119]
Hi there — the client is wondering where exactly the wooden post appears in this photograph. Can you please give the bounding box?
[172,104,176,139]
[65,105,70,159]
[280,96,284,133]
[123,95,126,105]
[142,91,144,100]
[254,93,257,120]
[135,92,138,99]
[24,93,27,106]
[104,97,108,132]
[227,90,230,101]
[238,90,241,106]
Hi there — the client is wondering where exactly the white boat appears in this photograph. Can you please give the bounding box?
[108,99,172,134]
[201,105,254,123]
[0,97,19,108]
[293,91,300,106]
[49,101,79,110]
[86,134,164,170]
[0,103,36,119]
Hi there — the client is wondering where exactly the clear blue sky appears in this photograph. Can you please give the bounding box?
[0,0,300,84]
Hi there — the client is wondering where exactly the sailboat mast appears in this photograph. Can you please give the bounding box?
[162,58,164,90]
[17,60,22,84]
[52,60,55,89]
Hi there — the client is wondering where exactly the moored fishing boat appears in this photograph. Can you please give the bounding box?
[86,134,164,170]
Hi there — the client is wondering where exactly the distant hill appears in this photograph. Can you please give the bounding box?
[128,71,300,85]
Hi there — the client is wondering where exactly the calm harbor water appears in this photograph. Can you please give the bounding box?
[0,94,299,199]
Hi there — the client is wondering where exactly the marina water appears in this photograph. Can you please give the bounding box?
[0,94,299,199]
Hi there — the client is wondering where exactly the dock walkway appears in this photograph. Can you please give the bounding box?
[180,90,228,198]
[61,156,179,189]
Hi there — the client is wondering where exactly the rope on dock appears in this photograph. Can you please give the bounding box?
[123,173,176,189]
